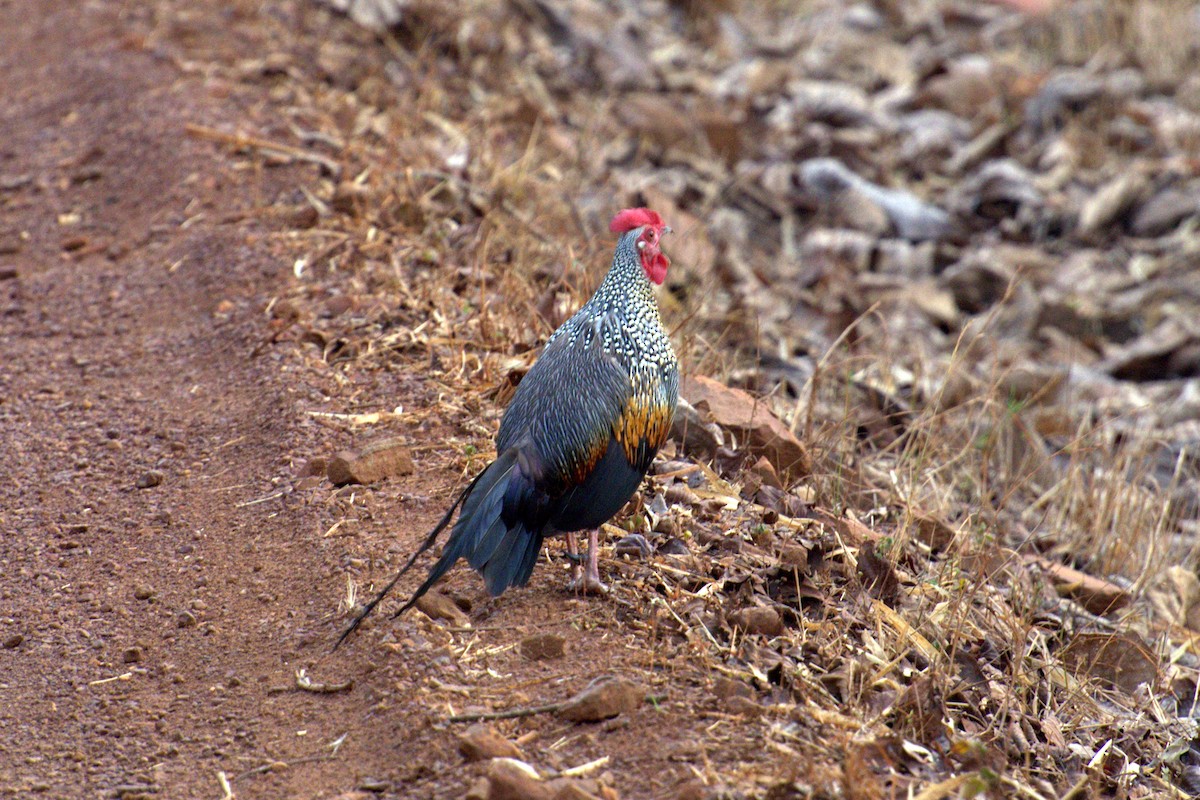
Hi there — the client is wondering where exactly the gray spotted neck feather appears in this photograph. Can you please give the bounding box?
[548,227,676,378]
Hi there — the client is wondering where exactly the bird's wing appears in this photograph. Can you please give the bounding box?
[496,315,633,493]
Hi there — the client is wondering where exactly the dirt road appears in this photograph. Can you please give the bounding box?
[0,4,753,797]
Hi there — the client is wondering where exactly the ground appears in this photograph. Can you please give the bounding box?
[0,4,760,798]
[2,2,1195,799]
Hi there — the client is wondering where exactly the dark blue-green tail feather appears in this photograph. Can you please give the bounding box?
[335,448,546,648]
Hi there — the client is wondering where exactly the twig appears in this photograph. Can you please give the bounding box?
[295,668,353,694]
[185,124,341,176]
[446,702,564,723]
[217,771,235,800]
[560,756,610,777]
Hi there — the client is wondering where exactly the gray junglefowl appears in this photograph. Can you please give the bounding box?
[338,208,678,646]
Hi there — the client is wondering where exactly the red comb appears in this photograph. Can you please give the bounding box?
[609,207,665,233]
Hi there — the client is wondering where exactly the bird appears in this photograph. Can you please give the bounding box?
[336,208,678,647]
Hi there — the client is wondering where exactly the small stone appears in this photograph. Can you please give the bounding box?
[300,457,327,477]
[550,780,604,800]
[724,695,763,717]
[464,778,491,800]
[519,632,567,661]
[675,779,709,800]
[133,585,155,601]
[176,610,198,628]
[657,538,690,556]
[558,677,643,722]
[613,534,653,560]
[415,591,471,628]
[122,646,144,664]
[357,776,390,792]
[779,545,808,569]
[748,456,782,490]
[3,633,23,649]
[728,607,783,637]
[327,438,415,486]
[669,398,724,458]
[711,676,753,702]
[458,724,524,762]
[486,758,552,800]
[136,470,163,489]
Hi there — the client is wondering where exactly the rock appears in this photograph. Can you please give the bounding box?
[1131,182,1200,237]
[748,456,782,490]
[613,534,653,560]
[1078,172,1147,235]
[711,676,753,701]
[951,159,1043,226]
[670,398,724,458]
[327,438,415,485]
[724,696,763,717]
[356,776,390,792]
[122,646,144,664]
[549,780,606,800]
[799,158,950,241]
[300,457,327,477]
[415,591,471,628]
[1024,70,1105,136]
[458,724,524,762]
[558,677,643,722]
[657,537,690,556]
[485,758,552,800]
[326,0,407,33]
[1059,632,1157,695]
[728,607,783,637]
[519,632,567,661]
[682,376,810,482]
[675,779,710,800]
[464,778,491,800]
[133,585,155,601]
[136,470,163,489]
[910,514,956,552]
[176,610,198,628]
[3,633,23,649]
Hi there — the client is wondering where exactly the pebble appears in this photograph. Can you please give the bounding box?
[133,585,155,601]
[122,646,144,664]
[613,534,652,560]
[458,724,524,762]
[728,607,783,637]
[519,632,567,661]
[327,438,415,486]
[3,633,23,649]
[136,470,163,489]
[485,758,552,800]
[657,538,690,556]
[414,591,471,628]
[176,610,198,629]
[558,677,643,722]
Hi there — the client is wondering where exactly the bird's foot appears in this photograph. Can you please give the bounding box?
[566,574,610,595]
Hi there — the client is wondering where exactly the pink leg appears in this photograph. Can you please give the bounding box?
[566,529,609,595]
[566,530,581,585]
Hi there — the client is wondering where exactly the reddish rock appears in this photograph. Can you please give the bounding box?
[682,376,810,483]
[558,678,643,722]
[458,724,523,762]
[327,438,415,485]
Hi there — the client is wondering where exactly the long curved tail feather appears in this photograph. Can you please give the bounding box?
[334,448,542,649]
[333,460,491,650]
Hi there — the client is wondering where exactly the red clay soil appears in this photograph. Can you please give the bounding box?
[0,4,784,799]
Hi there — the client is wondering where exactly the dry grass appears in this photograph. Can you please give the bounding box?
[180,0,1200,795]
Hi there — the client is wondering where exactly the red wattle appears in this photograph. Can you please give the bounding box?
[645,254,668,285]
